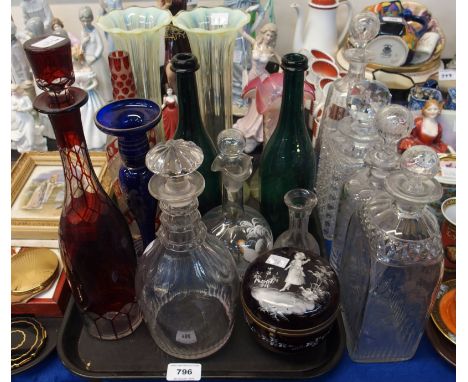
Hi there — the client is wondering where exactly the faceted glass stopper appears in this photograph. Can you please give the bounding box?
[400,145,440,179]
[376,104,413,146]
[385,145,443,204]
[23,35,74,96]
[348,11,380,49]
[146,140,203,177]
[347,80,391,125]
[284,189,318,214]
[217,129,245,157]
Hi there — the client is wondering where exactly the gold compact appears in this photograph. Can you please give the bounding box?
[11,248,59,303]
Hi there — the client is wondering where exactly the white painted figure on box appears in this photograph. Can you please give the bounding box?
[79,6,113,102]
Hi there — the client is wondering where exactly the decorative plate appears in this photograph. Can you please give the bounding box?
[431,279,456,344]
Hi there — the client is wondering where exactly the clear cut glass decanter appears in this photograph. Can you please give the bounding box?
[273,188,320,255]
[330,104,413,274]
[316,79,391,245]
[315,11,380,168]
[203,129,273,278]
[136,139,239,359]
[340,145,444,362]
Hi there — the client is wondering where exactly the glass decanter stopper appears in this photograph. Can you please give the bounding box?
[273,189,320,255]
[316,79,391,249]
[315,11,380,168]
[340,145,444,362]
[136,139,239,359]
[330,104,412,274]
[24,35,141,340]
[203,129,273,278]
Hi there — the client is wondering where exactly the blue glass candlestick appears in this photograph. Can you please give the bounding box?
[95,99,161,248]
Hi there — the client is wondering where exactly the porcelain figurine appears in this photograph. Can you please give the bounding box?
[233,23,280,153]
[11,84,47,153]
[291,0,352,56]
[161,87,178,140]
[72,47,107,150]
[243,23,281,82]
[20,0,53,32]
[51,17,80,47]
[399,99,453,154]
[11,22,33,85]
[99,0,124,14]
[17,17,45,44]
[79,6,113,102]
[224,1,270,112]
[98,0,124,51]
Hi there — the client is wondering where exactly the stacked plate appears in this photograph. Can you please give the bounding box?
[426,279,456,366]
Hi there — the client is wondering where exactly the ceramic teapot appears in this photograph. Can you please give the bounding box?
[292,0,352,56]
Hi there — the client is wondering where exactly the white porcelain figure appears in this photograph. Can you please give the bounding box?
[20,0,53,32]
[224,1,269,111]
[291,0,352,56]
[51,17,80,47]
[11,84,47,153]
[233,23,280,153]
[73,54,108,150]
[79,6,113,102]
[99,0,124,14]
[98,0,123,52]
[17,17,45,44]
[11,22,33,85]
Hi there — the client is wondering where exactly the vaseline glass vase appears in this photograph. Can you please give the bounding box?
[97,7,172,141]
[173,6,250,142]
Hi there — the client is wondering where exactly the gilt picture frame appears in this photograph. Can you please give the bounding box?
[11,151,111,240]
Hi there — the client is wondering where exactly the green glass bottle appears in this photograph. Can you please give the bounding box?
[260,53,325,255]
[172,53,221,214]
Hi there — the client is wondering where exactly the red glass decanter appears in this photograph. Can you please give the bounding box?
[24,35,141,340]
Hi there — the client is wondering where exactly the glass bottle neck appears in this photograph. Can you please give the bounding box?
[222,178,244,220]
[158,200,207,251]
[175,71,204,135]
[117,134,150,169]
[393,200,425,219]
[345,60,366,85]
[276,70,305,134]
[288,209,311,238]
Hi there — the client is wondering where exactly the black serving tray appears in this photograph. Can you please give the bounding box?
[58,299,345,379]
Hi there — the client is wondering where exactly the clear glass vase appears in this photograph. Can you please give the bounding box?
[172,7,250,142]
[203,129,273,278]
[340,145,444,362]
[136,139,239,359]
[97,7,172,141]
[330,104,412,274]
[316,80,391,244]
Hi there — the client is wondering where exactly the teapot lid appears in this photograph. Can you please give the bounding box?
[309,0,338,7]
[241,248,339,333]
